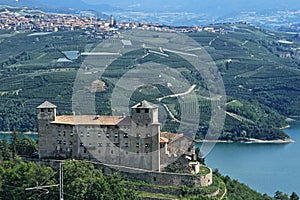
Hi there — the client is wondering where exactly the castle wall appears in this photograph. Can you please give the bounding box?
[27,159,213,187]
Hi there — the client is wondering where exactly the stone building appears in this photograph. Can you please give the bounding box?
[37,100,196,172]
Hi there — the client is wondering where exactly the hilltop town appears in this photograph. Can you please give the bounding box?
[0,6,228,38]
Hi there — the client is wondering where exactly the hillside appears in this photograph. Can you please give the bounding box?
[0,23,300,141]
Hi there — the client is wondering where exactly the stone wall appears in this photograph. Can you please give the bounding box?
[27,159,212,187]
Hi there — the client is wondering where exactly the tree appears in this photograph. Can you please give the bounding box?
[0,136,11,160]
[0,161,57,200]
[63,160,138,200]
[11,128,21,159]
[290,192,299,200]
[274,190,289,200]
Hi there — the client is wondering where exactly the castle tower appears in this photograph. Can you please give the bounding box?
[131,100,160,171]
[37,101,57,158]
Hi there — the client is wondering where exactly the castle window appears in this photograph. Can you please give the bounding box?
[106,133,110,138]
[98,133,101,137]
[58,132,61,137]
[98,143,102,147]
[153,177,156,182]
[69,141,73,145]
[84,147,87,153]
[48,108,52,112]
[87,132,90,137]
[41,108,45,112]
[145,143,150,148]
[137,151,139,154]
[124,133,128,138]
[57,140,61,144]
[80,142,83,147]
[125,143,129,148]
[136,143,139,148]
[114,143,120,147]
[145,109,149,113]
[145,123,148,127]
[63,141,66,145]
[114,133,118,138]
[70,132,73,137]
[136,109,140,113]
[63,131,66,137]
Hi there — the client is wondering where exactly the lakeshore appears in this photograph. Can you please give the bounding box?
[196,137,294,144]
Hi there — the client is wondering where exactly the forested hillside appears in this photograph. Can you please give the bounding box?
[1,22,300,141]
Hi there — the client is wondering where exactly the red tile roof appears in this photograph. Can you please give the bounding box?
[52,115,127,126]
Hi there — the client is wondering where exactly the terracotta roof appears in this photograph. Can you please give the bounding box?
[37,101,57,109]
[160,136,169,143]
[52,115,127,126]
[161,132,185,143]
[131,100,158,109]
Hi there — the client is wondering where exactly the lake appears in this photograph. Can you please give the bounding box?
[0,132,38,142]
[197,120,300,195]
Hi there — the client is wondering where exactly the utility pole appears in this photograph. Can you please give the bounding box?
[25,162,63,200]
[59,162,64,200]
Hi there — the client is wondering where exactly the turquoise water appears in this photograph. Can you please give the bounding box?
[0,133,38,142]
[197,121,300,195]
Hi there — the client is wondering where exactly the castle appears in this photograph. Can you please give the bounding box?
[37,100,201,173]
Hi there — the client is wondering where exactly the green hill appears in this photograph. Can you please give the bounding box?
[0,23,299,141]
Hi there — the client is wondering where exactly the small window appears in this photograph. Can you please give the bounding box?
[41,108,45,112]
[70,132,73,137]
[136,123,139,126]
[136,143,139,148]
[114,143,120,147]
[87,132,90,137]
[98,143,102,147]
[98,133,101,137]
[124,133,128,138]
[153,177,156,182]
[125,143,129,148]
[145,123,148,127]
[106,133,110,138]
[83,147,87,153]
[145,143,150,148]
[137,151,139,154]
[48,108,52,112]
[145,109,149,113]
[69,141,73,145]
[63,131,66,137]
[63,141,66,145]
[80,142,83,147]
[136,109,140,113]
[115,133,118,138]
